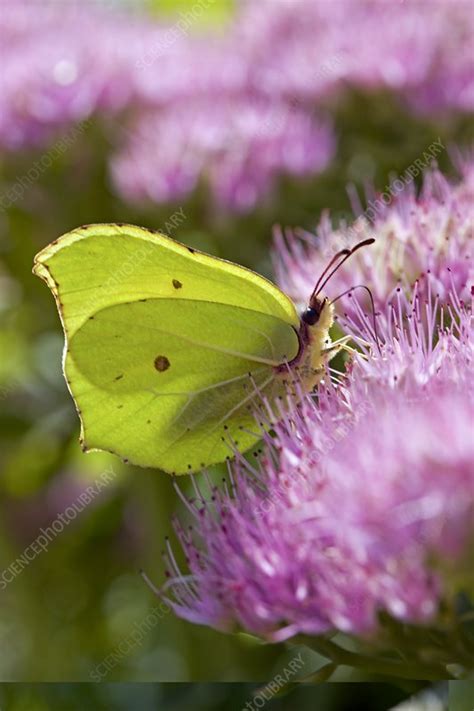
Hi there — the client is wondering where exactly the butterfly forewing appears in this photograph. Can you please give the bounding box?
[33,224,299,337]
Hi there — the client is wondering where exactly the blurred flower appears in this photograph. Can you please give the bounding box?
[111,99,334,212]
[1,0,472,211]
[274,160,474,310]
[113,0,474,211]
[236,0,474,114]
[0,2,145,149]
[160,280,473,641]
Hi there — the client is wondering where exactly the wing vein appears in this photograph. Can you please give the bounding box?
[91,315,284,366]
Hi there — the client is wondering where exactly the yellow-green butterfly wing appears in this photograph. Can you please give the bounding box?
[33,224,300,473]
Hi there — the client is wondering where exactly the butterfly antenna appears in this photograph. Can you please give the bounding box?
[309,248,351,302]
[312,238,375,302]
[330,284,382,355]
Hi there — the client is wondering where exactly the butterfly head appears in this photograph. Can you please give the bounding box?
[301,296,327,326]
[300,295,334,344]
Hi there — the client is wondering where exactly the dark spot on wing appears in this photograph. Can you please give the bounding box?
[172,279,182,289]
[114,374,124,381]
[154,355,170,372]
[139,298,147,302]
[187,247,195,254]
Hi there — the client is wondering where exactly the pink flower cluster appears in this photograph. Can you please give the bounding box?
[160,164,474,641]
[275,160,473,309]
[237,0,474,113]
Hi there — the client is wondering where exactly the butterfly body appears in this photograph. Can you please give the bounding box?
[274,299,334,397]
[33,224,335,474]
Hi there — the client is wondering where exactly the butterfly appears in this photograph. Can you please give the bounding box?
[33,223,373,474]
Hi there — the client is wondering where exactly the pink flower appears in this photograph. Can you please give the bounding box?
[158,279,473,641]
[274,161,473,311]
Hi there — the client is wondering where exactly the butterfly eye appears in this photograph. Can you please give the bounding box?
[302,307,319,325]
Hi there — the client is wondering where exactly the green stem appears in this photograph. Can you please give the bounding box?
[297,635,454,681]
[301,661,338,683]
[380,624,473,669]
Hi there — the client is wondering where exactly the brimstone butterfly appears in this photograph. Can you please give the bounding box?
[33,223,373,474]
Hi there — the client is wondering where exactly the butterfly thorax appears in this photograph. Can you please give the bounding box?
[275,298,334,393]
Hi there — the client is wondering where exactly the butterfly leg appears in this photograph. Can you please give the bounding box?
[321,335,355,357]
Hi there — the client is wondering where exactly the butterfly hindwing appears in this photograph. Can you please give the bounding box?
[68,299,299,472]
